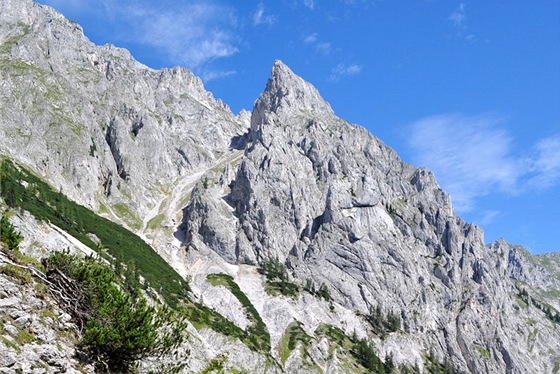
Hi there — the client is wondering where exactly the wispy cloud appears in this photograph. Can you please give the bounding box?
[316,42,332,55]
[407,114,521,212]
[448,3,476,42]
[528,135,560,189]
[449,3,466,27]
[302,33,334,56]
[199,69,237,82]
[479,210,501,226]
[303,0,315,10]
[253,3,276,26]
[329,63,362,81]
[406,114,560,213]
[126,3,239,69]
[303,33,318,44]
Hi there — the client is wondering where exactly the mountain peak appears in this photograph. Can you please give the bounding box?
[255,60,334,117]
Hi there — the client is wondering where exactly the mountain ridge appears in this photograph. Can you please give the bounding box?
[1,1,560,373]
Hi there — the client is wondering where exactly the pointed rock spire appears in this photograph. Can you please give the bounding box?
[254,60,334,117]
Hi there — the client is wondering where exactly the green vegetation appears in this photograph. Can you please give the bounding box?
[473,344,492,360]
[200,354,227,374]
[278,321,312,363]
[259,257,300,298]
[303,278,332,302]
[111,203,142,230]
[314,324,399,374]
[363,305,401,337]
[14,327,36,346]
[352,338,388,373]
[0,213,23,251]
[45,251,186,373]
[517,287,560,324]
[0,262,32,284]
[207,273,271,352]
[0,160,189,307]
[146,213,166,231]
[553,355,560,373]
[423,351,461,374]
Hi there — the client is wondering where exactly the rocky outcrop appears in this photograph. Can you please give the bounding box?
[0,249,94,373]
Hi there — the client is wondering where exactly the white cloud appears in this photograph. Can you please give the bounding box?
[407,114,522,212]
[329,63,362,81]
[303,0,315,10]
[200,69,237,82]
[479,210,501,226]
[253,3,276,26]
[303,33,318,44]
[448,3,477,42]
[316,42,332,55]
[122,2,239,69]
[407,115,560,214]
[449,3,466,27]
[528,135,560,189]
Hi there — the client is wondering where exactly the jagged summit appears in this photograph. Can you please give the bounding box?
[249,60,336,146]
[253,60,333,120]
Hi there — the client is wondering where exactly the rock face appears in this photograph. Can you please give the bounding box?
[1,1,560,373]
[0,249,94,373]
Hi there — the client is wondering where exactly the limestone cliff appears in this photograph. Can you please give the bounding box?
[1,1,560,373]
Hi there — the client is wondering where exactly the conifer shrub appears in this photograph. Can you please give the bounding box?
[259,257,300,297]
[44,251,185,373]
[0,214,22,251]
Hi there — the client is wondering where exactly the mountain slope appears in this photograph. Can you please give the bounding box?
[1,1,560,373]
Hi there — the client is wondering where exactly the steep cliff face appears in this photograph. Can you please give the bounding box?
[183,61,560,372]
[1,1,560,373]
[0,0,247,236]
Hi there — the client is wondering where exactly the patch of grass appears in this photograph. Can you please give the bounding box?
[40,308,57,319]
[15,328,36,346]
[1,336,20,353]
[278,321,312,364]
[207,273,270,352]
[423,352,462,374]
[10,250,44,271]
[473,344,492,360]
[528,328,539,353]
[34,282,49,299]
[181,302,248,344]
[111,203,142,230]
[553,356,560,373]
[0,160,189,308]
[0,263,32,284]
[146,213,166,231]
[315,324,352,348]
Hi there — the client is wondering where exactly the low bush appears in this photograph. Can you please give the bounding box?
[44,251,186,373]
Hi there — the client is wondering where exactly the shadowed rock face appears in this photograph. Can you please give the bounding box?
[2,2,560,373]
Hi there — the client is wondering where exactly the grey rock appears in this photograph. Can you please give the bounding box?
[4,324,18,337]
[1,1,560,373]
[0,344,17,367]
[14,314,32,329]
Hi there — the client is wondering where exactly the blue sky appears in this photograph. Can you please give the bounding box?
[36,0,560,254]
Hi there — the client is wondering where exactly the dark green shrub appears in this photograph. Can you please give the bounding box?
[45,252,185,373]
[0,214,22,251]
[259,258,300,298]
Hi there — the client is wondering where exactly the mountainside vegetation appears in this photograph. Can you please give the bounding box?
[0,159,190,308]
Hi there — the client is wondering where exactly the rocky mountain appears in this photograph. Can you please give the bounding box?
[1,1,560,373]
